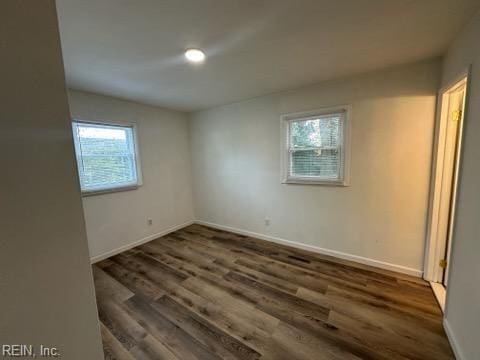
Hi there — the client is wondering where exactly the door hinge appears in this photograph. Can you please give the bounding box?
[439,259,448,268]
[452,110,462,122]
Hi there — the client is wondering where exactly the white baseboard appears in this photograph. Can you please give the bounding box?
[89,218,423,277]
[443,318,464,360]
[90,220,194,264]
[194,220,423,277]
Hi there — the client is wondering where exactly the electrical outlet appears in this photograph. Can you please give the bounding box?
[147,218,153,226]
[264,217,270,226]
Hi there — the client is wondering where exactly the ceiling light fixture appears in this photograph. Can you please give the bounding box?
[185,48,205,63]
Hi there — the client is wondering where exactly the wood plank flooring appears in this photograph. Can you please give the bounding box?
[93,224,454,360]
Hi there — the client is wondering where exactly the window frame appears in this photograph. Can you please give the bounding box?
[72,119,143,196]
[280,105,351,186]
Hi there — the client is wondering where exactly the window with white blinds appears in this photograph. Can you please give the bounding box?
[281,106,350,185]
[72,121,142,194]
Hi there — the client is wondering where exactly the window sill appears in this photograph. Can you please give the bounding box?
[282,178,348,186]
[81,185,139,197]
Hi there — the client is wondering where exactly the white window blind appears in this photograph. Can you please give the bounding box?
[72,121,141,194]
[281,106,350,185]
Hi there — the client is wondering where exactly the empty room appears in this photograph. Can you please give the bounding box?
[2,0,480,359]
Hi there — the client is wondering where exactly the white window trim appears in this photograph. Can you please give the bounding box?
[72,118,143,196]
[280,105,351,186]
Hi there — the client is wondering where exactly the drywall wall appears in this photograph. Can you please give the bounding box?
[0,1,103,359]
[441,10,480,360]
[68,90,194,261]
[190,59,441,275]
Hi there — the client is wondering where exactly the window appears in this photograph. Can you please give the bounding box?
[281,106,350,185]
[72,121,142,194]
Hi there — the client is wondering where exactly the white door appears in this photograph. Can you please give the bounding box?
[425,74,468,285]
[441,86,465,287]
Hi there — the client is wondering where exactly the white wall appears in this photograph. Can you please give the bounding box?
[441,10,480,360]
[0,2,103,358]
[68,90,194,261]
[190,59,441,276]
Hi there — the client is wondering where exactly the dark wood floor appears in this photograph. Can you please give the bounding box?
[93,224,454,360]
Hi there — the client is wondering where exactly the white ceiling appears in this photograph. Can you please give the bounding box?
[56,0,479,112]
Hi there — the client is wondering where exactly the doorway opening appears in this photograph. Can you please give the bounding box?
[424,72,468,312]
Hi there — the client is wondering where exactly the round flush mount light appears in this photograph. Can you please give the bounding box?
[185,48,205,63]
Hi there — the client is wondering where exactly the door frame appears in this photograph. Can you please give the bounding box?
[424,66,470,286]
